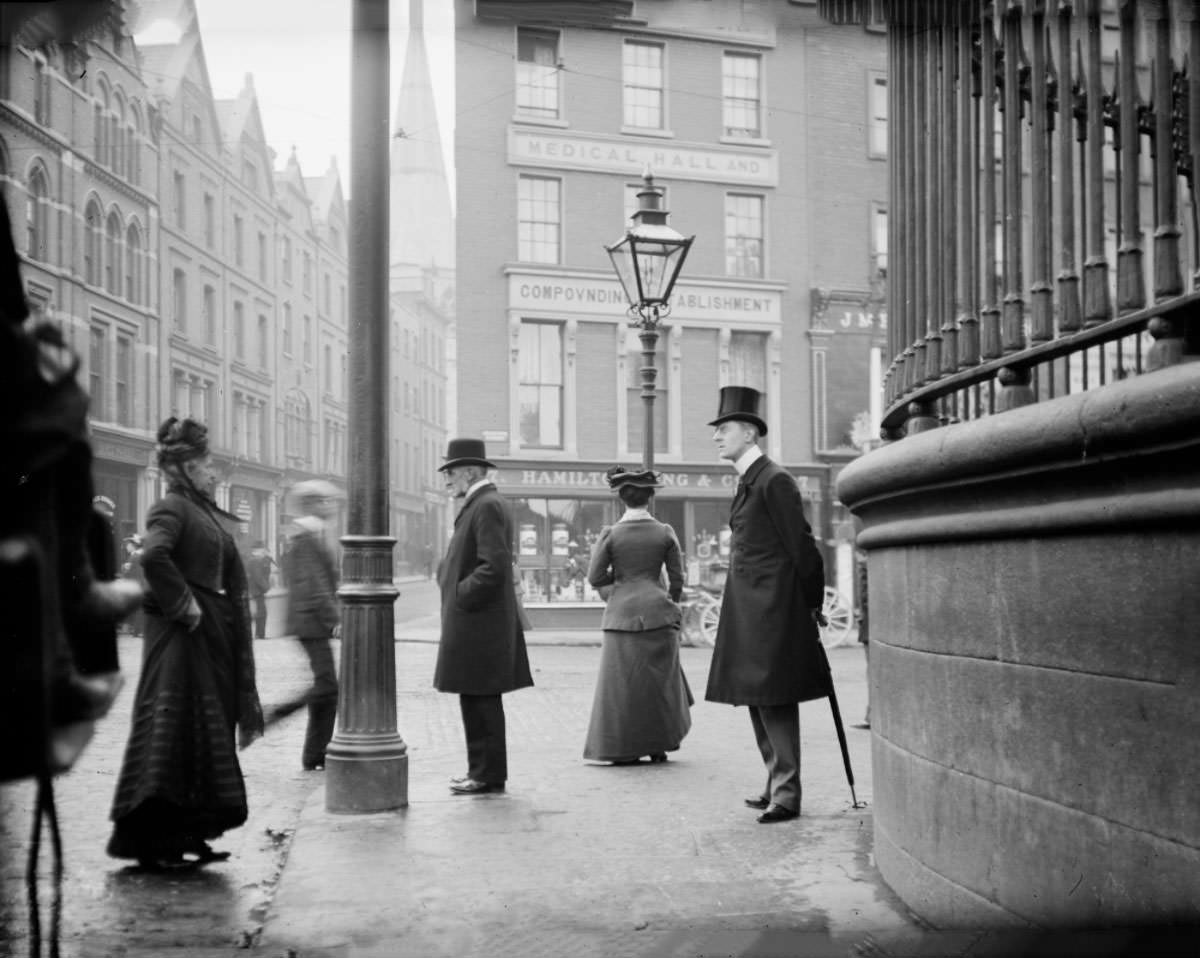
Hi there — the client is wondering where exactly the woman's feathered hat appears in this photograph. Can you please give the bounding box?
[604,465,663,490]
[155,416,210,466]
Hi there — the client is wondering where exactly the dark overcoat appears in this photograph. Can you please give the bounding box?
[434,485,533,696]
[704,455,829,706]
[284,528,339,638]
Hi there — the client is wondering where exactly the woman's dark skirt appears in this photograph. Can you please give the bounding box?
[583,625,694,763]
[107,588,249,860]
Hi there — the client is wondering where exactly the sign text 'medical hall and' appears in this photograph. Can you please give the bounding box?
[507,129,778,187]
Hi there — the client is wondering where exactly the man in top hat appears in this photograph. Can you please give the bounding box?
[284,479,342,771]
[705,386,828,823]
[435,438,533,795]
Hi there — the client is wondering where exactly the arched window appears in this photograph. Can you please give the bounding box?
[84,199,102,285]
[111,92,125,174]
[26,165,50,261]
[284,390,312,464]
[125,223,141,304]
[105,209,122,294]
[127,102,142,183]
[93,79,109,164]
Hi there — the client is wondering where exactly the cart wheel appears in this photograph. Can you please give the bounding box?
[697,591,721,646]
[820,587,853,649]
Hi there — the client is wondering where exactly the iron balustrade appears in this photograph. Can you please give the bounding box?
[822,0,1200,438]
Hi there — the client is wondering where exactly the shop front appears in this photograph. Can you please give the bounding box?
[90,428,154,543]
[494,461,830,628]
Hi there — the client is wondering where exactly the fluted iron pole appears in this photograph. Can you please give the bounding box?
[326,0,407,813]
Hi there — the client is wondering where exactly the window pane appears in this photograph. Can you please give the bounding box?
[518,176,561,264]
[518,322,562,447]
[725,194,764,278]
[517,30,559,118]
[869,76,888,156]
[623,41,663,129]
[722,53,761,138]
[730,331,767,393]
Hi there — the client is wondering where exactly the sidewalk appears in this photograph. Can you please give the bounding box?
[255,640,937,958]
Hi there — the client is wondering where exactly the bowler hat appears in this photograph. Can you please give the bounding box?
[438,437,496,472]
[708,386,768,436]
[604,465,663,490]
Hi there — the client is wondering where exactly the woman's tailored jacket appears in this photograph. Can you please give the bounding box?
[434,486,533,696]
[704,455,829,706]
[587,519,683,632]
[284,528,339,638]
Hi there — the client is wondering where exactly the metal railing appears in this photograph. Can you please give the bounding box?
[837,1,1200,437]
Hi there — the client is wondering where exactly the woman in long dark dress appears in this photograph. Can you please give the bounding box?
[583,467,693,764]
[107,418,263,869]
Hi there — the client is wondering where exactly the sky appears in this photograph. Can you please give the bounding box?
[176,0,455,203]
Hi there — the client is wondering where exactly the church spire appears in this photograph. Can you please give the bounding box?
[389,0,453,272]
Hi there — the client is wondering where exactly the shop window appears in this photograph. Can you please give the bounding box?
[513,497,616,604]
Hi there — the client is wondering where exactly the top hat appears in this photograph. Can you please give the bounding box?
[438,437,496,472]
[708,386,768,436]
[604,465,663,490]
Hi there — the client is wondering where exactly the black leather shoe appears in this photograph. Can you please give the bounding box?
[744,796,770,810]
[757,804,799,824]
[450,779,505,795]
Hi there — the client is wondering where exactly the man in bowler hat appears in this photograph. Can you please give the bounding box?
[435,438,533,794]
[705,387,828,823]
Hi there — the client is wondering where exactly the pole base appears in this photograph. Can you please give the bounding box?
[325,737,408,813]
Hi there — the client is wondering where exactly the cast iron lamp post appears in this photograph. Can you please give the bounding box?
[605,170,694,471]
[324,0,407,813]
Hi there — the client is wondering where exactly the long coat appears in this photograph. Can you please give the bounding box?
[284,527,339,638]
[705,455,829,706]
[434,485,533,696]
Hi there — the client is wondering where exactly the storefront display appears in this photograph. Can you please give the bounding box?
[500,463,828,609]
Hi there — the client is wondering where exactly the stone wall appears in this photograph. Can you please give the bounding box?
[836,363,1200,928]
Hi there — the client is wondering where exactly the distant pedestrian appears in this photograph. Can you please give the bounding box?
[435,438,533,795]
[107,417,264,870]
[583,466,692,766]
[245,540,276,639]
[422,541,434,579]
[704,387,828,824]
[283,480,343,772]
[80,495,122,674]
[120,533,146,636]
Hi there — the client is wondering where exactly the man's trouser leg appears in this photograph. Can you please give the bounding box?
[459,693,507,784]
[749,704,801,812]
[298,636,338,768]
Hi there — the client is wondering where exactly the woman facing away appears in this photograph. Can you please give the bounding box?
[583,466,693,765]
[107,417,263,870]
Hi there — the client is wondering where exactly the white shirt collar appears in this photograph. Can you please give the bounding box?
[465,478,493,502]
[733,444,764,477]
[618,507,653,523]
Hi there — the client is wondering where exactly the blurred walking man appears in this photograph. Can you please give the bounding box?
[435,438,533,795]
[284,481,342,771]
[704,387,828,824]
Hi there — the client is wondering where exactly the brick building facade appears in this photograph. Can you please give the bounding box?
[455,0,887,615]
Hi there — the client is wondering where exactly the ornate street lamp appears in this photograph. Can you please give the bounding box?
[605,170,694,471]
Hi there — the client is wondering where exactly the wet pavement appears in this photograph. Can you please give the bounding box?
[4,600,936,958]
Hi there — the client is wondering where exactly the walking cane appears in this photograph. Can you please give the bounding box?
[815,630,863,809]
